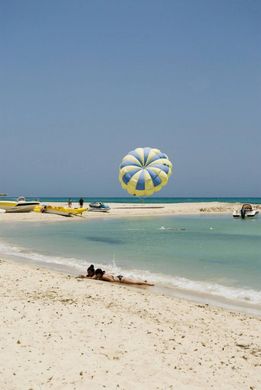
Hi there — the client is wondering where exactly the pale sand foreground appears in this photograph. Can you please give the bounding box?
[1,201,261,223]
[0,260,260,390]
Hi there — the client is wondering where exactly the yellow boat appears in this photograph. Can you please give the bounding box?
[34,205,88,217]
[0,199,40,213]
[0,201,17,209]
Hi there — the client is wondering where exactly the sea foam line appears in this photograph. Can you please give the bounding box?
[0,239,261,306]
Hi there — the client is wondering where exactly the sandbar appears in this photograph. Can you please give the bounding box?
[1,201,260,223]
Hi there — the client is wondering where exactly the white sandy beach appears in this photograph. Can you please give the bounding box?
[0,259,260,390]
[0,202,261,389]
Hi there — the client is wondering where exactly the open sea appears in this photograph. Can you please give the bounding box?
[0,199,261,313]
[3,196,261,204]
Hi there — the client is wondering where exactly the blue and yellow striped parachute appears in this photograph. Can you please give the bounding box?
[119,147,173,197]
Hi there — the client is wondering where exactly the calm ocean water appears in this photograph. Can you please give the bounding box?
[2,196,261,204]
[0,214,260,309]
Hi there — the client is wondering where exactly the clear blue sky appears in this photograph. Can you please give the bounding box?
[1,0,260,197]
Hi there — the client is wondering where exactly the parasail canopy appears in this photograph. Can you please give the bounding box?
[119,147,173,197]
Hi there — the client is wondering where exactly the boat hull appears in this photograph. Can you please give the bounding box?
[89,208,110,212]
[0,201,40,213]
[233,210,259,218]
[89,202,110,212]
[6,204,39,213]
[34,205,88,217]
[0,201,17,210]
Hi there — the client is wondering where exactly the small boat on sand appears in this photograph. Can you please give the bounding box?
[0,197,40,213]
[233,204,259,219]
[89,202,110,212]
[34,205,88,217]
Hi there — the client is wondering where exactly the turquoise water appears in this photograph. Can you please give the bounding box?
[0,215,260,306]
[2,196,261,204]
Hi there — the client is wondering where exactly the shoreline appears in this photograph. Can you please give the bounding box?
[0,258,260,389]
[1,247,261,318]
[0,201,260,316]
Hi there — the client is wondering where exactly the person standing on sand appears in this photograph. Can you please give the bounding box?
[79,198,84,207]
[68,199,72,208]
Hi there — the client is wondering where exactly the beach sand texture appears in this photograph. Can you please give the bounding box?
[0,259,260,390]
[1,202,261,389]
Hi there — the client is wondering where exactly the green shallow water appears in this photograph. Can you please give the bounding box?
[0,215,261,304]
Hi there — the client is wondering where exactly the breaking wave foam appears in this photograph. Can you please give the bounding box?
[1,239,261,306]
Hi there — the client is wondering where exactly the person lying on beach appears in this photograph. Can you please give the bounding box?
[77,264,95,279]
[87,264,95,277]
[77,265,154,286]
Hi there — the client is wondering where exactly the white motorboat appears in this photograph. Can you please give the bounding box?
[0,197,40,213]
[233,204,259,219]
